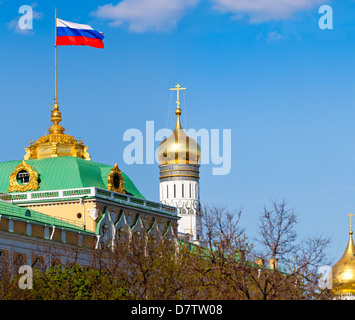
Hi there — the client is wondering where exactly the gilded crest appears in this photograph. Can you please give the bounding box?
[107,163,125,194]
[8,160,39,192]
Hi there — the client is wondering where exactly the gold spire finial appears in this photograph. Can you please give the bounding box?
[348,213,354,235]
[156,84,201,165]
[170,84,186,130]
[50,8,64,135]
[55,8,58,105]
[48,102,65,134]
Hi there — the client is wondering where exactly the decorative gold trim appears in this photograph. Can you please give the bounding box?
[8,160,39,192]
[107,163,125,194]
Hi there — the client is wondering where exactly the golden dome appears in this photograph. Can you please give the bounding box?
[24,103,91,160]
[332,230,355,294]
[157,85,200,165]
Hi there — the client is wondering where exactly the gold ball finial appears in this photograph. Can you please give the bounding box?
[48,102,65,134]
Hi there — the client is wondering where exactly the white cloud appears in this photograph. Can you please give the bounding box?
[265,31,284,42]
[93,0,199,32]
[211,0,327,23]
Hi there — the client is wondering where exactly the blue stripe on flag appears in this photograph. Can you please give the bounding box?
[57,27,104,40]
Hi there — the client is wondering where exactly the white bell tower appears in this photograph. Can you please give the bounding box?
[157,84,202,244]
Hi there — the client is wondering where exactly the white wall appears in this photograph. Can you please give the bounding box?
[160,179,202,243]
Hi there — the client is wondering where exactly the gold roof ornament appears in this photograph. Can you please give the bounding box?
[157,84,201,165]
[107,163,125,194]
[333,213,355,294]
[8,160,39,192]
[24,102,91,160]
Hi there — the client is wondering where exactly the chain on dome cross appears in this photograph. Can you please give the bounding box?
[348,212,354,232]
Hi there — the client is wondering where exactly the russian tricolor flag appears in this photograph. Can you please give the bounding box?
[56,19,104,49]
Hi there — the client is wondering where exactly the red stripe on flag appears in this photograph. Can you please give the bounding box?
[56,36,104,49]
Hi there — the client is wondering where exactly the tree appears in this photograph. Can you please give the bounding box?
[0,200,334,300]
[254,199,333,299]
[257,199,297,268]
[195,201,333,300]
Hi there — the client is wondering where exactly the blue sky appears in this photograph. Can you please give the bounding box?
[1,0,355,264]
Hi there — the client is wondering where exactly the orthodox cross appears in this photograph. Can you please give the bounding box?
[170,84,186,109]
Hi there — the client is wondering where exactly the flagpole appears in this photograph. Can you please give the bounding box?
[54,8,58,106]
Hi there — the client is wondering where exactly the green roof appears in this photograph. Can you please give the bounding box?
[0,157,144,199]
[0,200,91,233]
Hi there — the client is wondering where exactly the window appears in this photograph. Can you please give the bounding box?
[182,184,184,198]
[167,185,169,198]
[189,184,192,198]
[113,173,120,189]
[16,170,30,184]
[174,184,176,198]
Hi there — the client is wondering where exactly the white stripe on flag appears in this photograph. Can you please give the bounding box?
[57,18,94,30]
